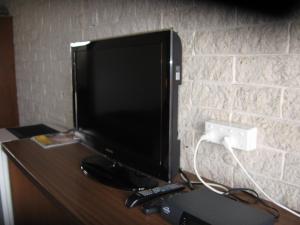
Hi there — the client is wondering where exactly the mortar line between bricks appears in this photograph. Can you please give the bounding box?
[229,112,233,123]
[185,77,300,90]
[190,21,289,33]
[195,106,232,114]
[258,145,288,153]
[229,56,236,123]
[233,82,298,89]
[199,80,288,89]
[230,110,300,125]
[279,88,285,119]
[191,31,196,56]
[134,0,137,17]
[231,109,282,121]
[279,152,287,180]
[232,56,236,83]
[199,80,235,86]
[286,22,291,54]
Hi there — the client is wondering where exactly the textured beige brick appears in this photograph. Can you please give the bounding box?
[234,148,284,178]
[50,43,72,61]
[97,0,162,37]
[233,169,300,210]
[179,80,192,106]
[180,147,194,173]
[232,113,300,151]
[190,107,230,133]
[181,141,234,187]
[194,142,235,187]
[194,23,288,54]
[290,22,300,53]
[179,130,194,171]
[178,107,229,141]
[178,103,192,131]
[283,152,300,186]
[82,0,100,28]
[233,85,281,117]
[102,0,136,25]
[194,28,237,54]
[178,30,195,58]
[192,83,232,110]
[162,0,236,31]
[50,1,75,32]
[179,129,194,146]
[282,88,300,121]
[82,28,97,41]
[236,23,288,54]
[95,23,115,39]
[236,55,300,87]
[15,43,31,62]
[185,56,233,82]
[132,0,162,31]
[182,56,192,81]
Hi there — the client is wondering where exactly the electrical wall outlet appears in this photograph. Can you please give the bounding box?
[205,121,257,151]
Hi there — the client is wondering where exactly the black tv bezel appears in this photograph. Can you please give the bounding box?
[71,30,181,182]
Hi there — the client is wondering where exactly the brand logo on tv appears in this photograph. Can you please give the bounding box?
[162,206,171,215]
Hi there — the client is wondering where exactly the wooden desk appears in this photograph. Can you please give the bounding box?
[2,139,168,225]
[2,139,300,225]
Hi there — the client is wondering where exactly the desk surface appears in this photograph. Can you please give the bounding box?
[2,139,300,225]
[3,139,168,225]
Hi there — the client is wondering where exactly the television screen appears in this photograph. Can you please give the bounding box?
[72,30,181,182]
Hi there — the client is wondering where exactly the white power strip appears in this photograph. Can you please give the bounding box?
[205,120,257,151]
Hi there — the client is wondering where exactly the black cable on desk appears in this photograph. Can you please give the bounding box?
[224,188,280,220]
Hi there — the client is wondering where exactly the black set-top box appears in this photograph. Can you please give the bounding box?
[161,187,275,225]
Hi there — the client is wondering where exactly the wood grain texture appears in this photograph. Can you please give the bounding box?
[3,140,169,225]
[2,139,300,225]
[9,160,81,225]
[0,17,19,128]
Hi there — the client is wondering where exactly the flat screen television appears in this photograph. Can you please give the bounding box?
[71,30,182,190]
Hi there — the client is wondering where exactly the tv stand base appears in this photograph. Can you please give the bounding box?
[81,154,158,191]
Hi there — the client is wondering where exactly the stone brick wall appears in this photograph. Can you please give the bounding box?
[6,0,300,210]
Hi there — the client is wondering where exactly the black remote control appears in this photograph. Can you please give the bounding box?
[125,183,185,208]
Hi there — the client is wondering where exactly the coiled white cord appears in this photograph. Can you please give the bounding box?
[193,133,228,195]
[222,136,300,218]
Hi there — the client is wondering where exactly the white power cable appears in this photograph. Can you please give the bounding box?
[222,136,300,218]
[193,133,227,195]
